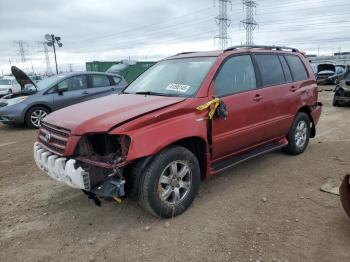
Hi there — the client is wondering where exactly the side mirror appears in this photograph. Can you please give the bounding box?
[57,87,68,95]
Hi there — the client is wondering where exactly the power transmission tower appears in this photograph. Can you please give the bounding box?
[241,0,258,45]
[39,42,52,75]
[214,0,232,50]
[13,40,27,63]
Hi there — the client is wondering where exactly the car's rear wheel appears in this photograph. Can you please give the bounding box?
[136,146,200,218]
[25,106,49,129]
[283,112,311,155]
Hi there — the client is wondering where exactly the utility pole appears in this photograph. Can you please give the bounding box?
[68,64,73,72]
[241,0,258,45]
[13,40,27,63]
[45,34,63,75]
[214,0,232,50]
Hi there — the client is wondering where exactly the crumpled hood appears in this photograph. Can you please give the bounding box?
[43,94,185,135]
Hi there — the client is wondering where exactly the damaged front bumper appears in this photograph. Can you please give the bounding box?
[34,142,91,189]
[34,142,125,200]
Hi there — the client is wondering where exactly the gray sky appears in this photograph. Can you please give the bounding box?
[0,0,349,74]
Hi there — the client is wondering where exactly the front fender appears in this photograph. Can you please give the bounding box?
[112,112,208,161]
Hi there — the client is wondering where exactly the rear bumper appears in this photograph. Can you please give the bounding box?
[34,142,90,190]
[311,102,322,126]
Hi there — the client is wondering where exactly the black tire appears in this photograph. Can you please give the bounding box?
[283,112,311,155]
[25,106,50,129]
[136,146,200,218]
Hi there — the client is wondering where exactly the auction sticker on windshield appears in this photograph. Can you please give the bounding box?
[166,83,191,93]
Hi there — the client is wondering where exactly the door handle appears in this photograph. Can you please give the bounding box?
[82,91,89,95]
[253,94,263,102]
[290,86,298,92]
[110,87,116,91]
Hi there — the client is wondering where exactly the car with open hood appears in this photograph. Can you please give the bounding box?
[33,45,322,218]
[0,66,127,128]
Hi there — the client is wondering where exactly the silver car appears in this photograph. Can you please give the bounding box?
[0,67,127,128]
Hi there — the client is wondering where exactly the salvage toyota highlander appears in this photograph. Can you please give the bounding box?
[34,45,322,218]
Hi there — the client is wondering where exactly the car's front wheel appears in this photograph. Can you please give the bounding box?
[25,106,50,129]
[136,146,200,218]
[283,112,311,155]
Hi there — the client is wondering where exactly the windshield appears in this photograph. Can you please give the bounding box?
[108,63,128,72]
[34,75,65,91]
[0,79,11,85]
[124,57,216,97]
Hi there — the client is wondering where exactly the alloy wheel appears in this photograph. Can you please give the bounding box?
[294,120,308,148]
[30,110,47,128]
[158,160,192,205]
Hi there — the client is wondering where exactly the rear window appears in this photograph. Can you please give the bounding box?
[285,55,308,81]
[255,54,285,87]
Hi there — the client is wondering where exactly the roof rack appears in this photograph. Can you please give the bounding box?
[224,45,299,53]
[173,51,197,56]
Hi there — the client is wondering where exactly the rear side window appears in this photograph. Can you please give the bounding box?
[215,55,257,97]
[91,75,111,88]
[285,55,308,81]
[279,56,293,82]
[255,54,285,87]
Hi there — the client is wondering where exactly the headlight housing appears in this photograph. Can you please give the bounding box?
[5,96,28,106]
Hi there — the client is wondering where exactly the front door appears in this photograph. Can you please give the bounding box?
[211,54,266,161]
[52,74,89,110]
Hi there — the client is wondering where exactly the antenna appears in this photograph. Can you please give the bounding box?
[241,0,259,45]
[214,0,232,50]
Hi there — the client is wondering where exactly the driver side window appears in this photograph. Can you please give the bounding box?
[214,55,257,97]
[57,75,87,92]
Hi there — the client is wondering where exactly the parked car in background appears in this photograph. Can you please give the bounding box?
[0,66,127,128]
[33,45,322,218]
[0,77,21,96]
[333,79,350,106]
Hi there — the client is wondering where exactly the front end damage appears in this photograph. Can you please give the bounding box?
[34,131,131,205]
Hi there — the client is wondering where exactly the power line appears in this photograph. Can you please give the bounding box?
[12,40,27,63]
[214,0,232,50]
[241,0,259,45]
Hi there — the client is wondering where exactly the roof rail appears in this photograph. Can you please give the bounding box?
[224,45,299,53]
[173,51,197,56]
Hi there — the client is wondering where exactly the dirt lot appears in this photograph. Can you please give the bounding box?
[0,88,349,262]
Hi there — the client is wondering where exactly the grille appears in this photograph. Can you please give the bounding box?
[38,122,70,155]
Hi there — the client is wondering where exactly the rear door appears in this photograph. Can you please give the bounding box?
[254,54,309,141]
[211,54,267,161]
[87,74,117,99]
[52,74,89,110]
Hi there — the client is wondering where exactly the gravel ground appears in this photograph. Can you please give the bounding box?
[0,89,349,262]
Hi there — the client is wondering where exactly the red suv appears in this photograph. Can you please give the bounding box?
[34,45,322,218]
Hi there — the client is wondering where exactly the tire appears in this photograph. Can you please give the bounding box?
[25,106,50,129]
[136,146,200,218]
[283,112,311,155]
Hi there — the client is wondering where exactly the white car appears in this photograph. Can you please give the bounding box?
[0,77,21,96]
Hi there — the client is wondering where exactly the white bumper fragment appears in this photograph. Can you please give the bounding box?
[34,142,90,190]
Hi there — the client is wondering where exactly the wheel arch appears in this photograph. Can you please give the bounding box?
[24,104,52,125]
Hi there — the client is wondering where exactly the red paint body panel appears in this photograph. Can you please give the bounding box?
[40,48,322,179]
[43,94,185,135]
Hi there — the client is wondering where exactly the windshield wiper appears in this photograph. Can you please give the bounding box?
[133,91,173,97]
